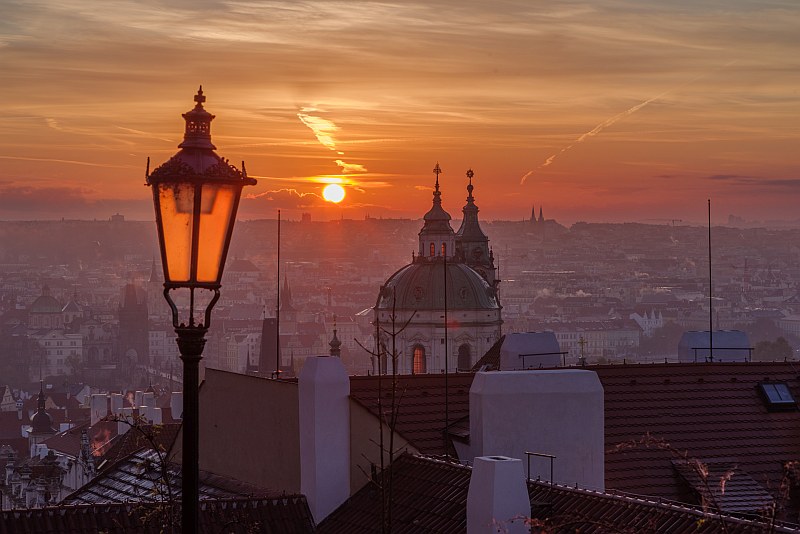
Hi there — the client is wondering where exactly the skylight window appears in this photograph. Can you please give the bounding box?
[758,382,797,411]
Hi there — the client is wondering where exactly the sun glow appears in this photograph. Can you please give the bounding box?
[322,183,346,203]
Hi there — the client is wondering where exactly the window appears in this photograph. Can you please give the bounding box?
[412,346,426,374]
[430,243,435,257]
[441,243,447,257]
[759,382,797,411]
[458,344,472,371]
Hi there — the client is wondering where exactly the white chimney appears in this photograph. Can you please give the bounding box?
[110,393,124,416]
[90,394,108,425]
[170,392,183,420]
[150,407,163,425]
[118,407,134,435]
[470,370,604,491]
[467,456,530,534]
[142,392,155,407]
[299,356,350,523]
[134,391,144,407]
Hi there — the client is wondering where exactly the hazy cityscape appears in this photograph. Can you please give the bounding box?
[2,212,799,388]
[3,0,800,530]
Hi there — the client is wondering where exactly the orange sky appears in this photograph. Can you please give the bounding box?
[1,1,799,224]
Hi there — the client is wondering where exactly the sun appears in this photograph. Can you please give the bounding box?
[322,183,346,203]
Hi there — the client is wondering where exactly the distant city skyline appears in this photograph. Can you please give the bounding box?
[1,1,798,224]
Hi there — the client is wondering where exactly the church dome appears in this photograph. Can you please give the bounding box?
[29,286,62,314]
[31,408,54,434]
[376,259,499,311]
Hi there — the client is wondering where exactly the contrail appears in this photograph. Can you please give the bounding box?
[520,62,736,185]
[520,90,668,184]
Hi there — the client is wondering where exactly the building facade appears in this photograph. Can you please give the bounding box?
[374,168,502,374]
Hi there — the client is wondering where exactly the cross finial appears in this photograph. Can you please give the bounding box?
[466,168,474,184]
[194,85,206,106]
[433,162,442,191]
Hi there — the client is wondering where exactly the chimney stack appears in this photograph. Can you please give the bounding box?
[470,369,604,491]
[467,456,530,534]
[299,355,350,523]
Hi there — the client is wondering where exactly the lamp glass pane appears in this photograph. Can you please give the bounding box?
[196,182,237,283]
[158,182,195,283]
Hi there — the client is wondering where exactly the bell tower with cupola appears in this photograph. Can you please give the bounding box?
[455,169,497,288]
[417,163,456,260]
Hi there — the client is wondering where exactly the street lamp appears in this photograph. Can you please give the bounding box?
[145,86,256,533]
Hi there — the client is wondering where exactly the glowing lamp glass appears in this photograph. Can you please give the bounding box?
[154,180,239,286]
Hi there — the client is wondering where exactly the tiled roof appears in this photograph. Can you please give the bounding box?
[349,373,474,455]
[63,448,277,505]
[470,335,504,371]
[597,362,800,510]
[318,453,797,534]
[96,422,180,472]
[0,497,315,533]
[349,361,800,518]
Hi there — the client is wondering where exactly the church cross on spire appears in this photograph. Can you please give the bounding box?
[194,85,206,107]
[433,162,442,192]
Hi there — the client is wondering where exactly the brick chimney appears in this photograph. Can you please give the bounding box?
[299,355,350,523]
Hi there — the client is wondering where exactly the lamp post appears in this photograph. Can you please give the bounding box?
[146,87,256,533]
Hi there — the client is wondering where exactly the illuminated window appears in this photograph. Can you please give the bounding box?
[430,243,435,257]
[413,346,426,374]
[442,243,447,256]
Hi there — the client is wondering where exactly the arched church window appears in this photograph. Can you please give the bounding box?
[412,345,426,374]
[430,243,435,257]
[458,344,472,371]
[441,243,447,257]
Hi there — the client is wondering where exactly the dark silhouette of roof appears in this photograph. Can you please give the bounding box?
[318,453,794,533]
[0,496,314,533]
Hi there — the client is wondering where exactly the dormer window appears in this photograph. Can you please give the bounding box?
[758,382,797,411]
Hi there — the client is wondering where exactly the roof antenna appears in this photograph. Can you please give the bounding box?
[708,199,713,362]
[275,209,282,379]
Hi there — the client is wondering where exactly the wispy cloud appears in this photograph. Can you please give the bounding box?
[245,188,323,208]
[334,159,367,173]
[0,155,135,169]
[521,89,671,184]
[296,107,342,154]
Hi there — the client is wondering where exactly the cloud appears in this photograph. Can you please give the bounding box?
[245,188,324,209]
[0,184,94,211]
[704,175,800,188]
[334,159,367,173]
[521,89,671,184]
[296,108,340,152]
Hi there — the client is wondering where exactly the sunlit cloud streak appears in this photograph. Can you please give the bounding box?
[335,160,367,173]
[296,107,341,153]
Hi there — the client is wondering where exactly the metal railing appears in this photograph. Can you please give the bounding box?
[525,451,556,486]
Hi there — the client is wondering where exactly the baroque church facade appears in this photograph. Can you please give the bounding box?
[374,167,502,374]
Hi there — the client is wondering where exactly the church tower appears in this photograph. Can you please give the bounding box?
[455,169,497,288]
[417,163,456,260]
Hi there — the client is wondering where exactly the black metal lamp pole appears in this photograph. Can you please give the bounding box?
[146,87,255,533]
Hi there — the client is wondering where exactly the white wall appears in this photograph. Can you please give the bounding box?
[470,369,604,491]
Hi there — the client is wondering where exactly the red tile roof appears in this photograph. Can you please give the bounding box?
[597,361,800,510]
[318,453,798,534]
[349,361,800,520]
[349,373,474,455]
